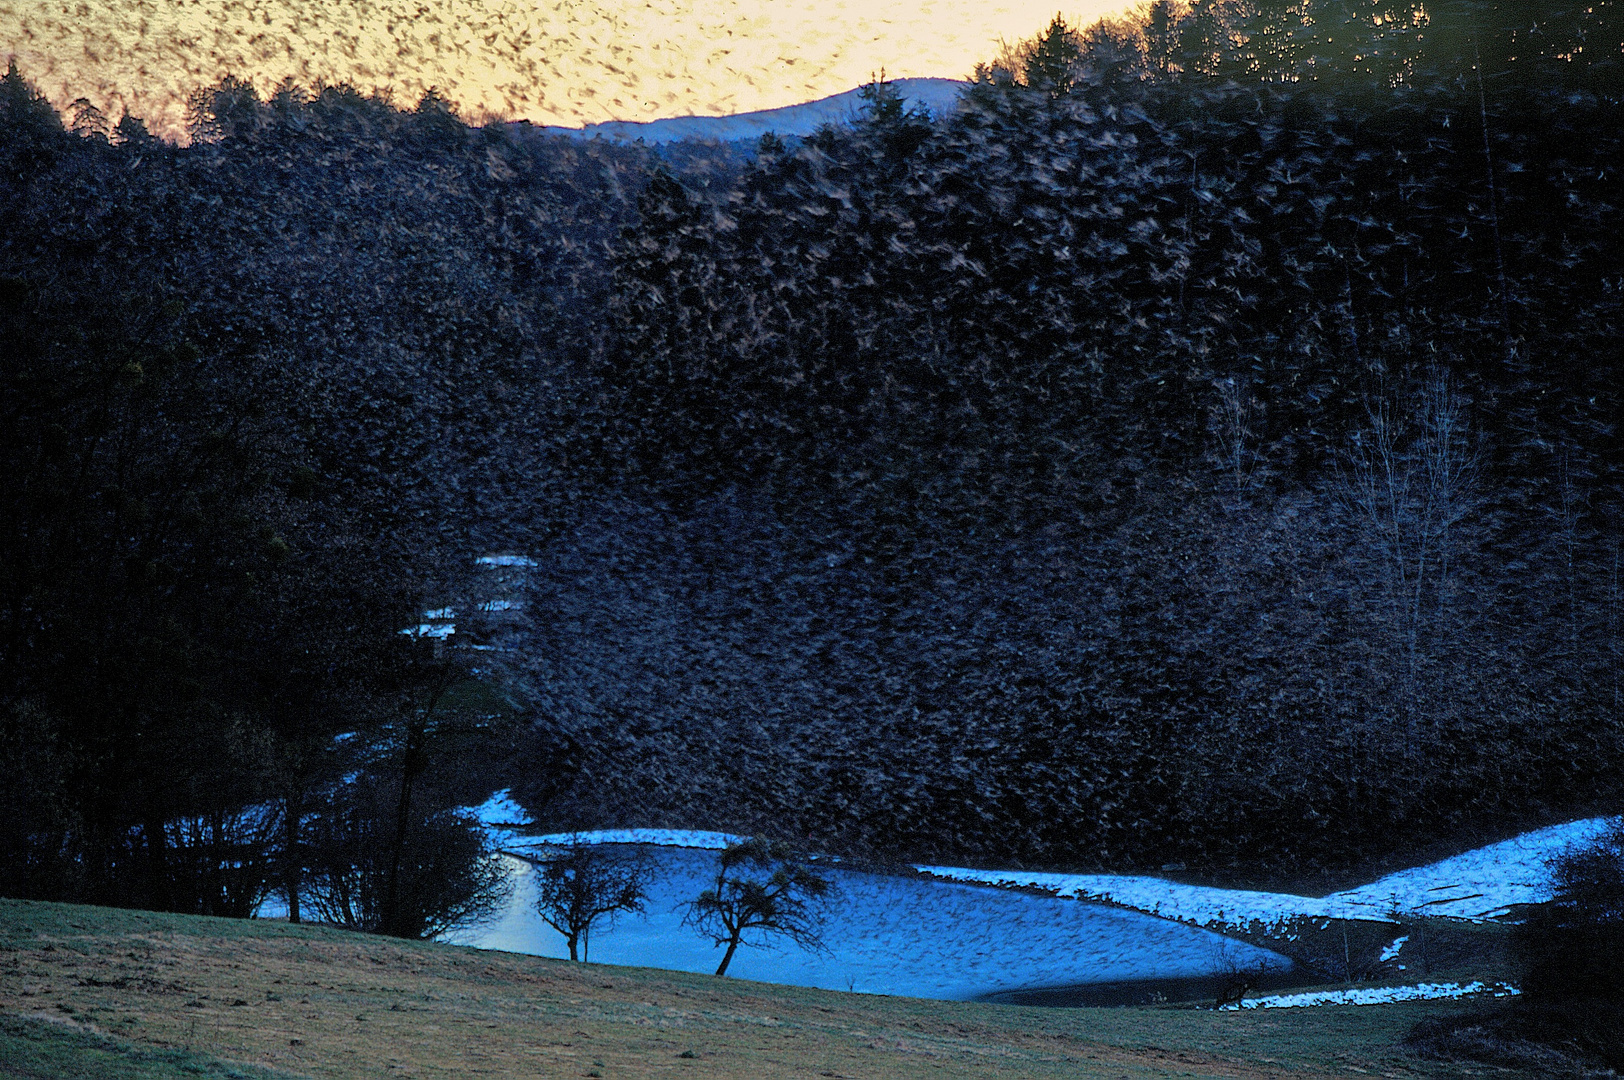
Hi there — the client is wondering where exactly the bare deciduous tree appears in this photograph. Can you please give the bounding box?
[532,842,651,962]
[1212,941,1274,1009]
[302,787,513,940]
[1339,374,1482,754]
[1210,375,1263,494]
[682,838,832,977]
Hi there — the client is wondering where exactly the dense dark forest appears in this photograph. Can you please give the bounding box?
[3,0,1624,927]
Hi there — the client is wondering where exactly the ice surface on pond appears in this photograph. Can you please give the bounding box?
[1234,981,1519,1009]
[462,791,1619,949]
[450,851,1289,1001]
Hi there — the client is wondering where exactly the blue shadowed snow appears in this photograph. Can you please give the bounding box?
[916,815,1623,927]
[449,849,1289,1001]
[462,792,1622,931]
[449,791,1619,1002]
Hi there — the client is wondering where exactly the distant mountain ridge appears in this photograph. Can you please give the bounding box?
[527,77,967,145]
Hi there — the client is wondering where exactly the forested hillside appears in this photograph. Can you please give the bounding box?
[524,0,1624,883]
[3,0,1623,926]
[0,72,659,921]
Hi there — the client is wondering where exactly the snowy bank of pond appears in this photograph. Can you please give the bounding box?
[448,848,1291,1002]
[914,815,1619,928]
[459,792,1618,1002]
[1232,981,1520,1009]
[467,791,1619,930]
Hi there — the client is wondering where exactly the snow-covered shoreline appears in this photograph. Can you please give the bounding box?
[456,792,1624,1006]
[465,792,1618,932]
[1232,981,1520,1009]
[466,793,747,853]
[915,816,1618,929]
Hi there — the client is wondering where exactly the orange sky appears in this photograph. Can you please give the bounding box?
[2,1,1132,141]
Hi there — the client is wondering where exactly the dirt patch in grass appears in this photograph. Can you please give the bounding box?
[0,897,1501,1079]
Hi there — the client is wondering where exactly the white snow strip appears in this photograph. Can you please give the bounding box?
[518,829,746,850]
[1380,935,1409,962]
[911,866,1355,929]
[399,623,454,639]
[476,555,538,567]
[456,850,1290,1000]
[1235,981,1519,1009]
[1323,817,1618,920]
[915,816,1619,929]
[461,791,744,852]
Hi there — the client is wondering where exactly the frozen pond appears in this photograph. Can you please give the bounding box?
[450,847,1292,1002]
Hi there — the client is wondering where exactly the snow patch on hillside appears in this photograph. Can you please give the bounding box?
[912,866,1343,929]
[521,828,744,850]
[1322,818,1618,920]
[466,792,743,853]
[915,817,1618,928]
[1233,981,1519,1009]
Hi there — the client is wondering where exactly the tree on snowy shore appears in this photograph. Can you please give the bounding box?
[682,839,832,977]
[532,842,652,962]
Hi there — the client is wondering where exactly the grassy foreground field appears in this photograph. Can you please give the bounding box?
[0,898,1497,1079]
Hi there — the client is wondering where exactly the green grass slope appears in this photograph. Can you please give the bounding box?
[0,1013,296,1080]
[0,897,1511,1079]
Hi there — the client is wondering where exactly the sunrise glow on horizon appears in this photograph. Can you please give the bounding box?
[2,0,1134,141]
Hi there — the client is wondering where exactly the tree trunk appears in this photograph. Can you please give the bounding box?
[383,674,452,937]
[144,816,172,913]
[284,785,303,924]
[382,715,427,937]
[714,936,742,977]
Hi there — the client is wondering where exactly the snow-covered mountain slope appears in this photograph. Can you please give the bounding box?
[465,791,1618,930]
[528,77,966,145]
